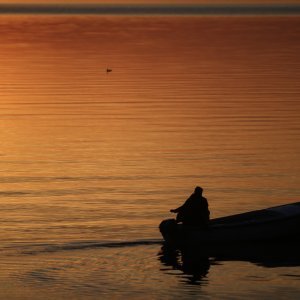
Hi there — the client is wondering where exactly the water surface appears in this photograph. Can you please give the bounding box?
[0,14,299,299]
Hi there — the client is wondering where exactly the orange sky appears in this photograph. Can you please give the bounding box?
[1,0,300,3]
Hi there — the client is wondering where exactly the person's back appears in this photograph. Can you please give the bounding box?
[183,195,209,226]
[171,186,210,227]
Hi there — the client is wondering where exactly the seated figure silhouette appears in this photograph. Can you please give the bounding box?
[170,186,210,227]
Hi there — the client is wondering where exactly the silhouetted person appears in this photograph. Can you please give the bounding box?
[170,186,210,227]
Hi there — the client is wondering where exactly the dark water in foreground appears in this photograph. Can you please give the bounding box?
[1,242,300,299]
[0,14,299,298]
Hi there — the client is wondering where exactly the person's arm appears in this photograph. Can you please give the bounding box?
[170,206,183,213]
[170,195,192,213]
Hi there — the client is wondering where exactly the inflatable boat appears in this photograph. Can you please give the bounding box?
[159,202,300,247]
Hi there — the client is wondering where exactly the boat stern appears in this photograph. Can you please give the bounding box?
[159,219,180,245]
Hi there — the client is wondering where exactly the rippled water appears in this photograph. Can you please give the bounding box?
[0,14,300,299]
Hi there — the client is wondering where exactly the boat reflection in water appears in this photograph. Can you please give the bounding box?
[158,245,211,285]
[158,241,300,285]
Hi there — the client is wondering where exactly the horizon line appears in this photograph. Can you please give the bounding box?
[0,4,300,15]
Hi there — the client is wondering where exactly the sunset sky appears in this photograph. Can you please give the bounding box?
[1,0,299,15]
[0,0,300,3]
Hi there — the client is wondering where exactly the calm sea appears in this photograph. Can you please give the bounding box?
[0,14,299,299]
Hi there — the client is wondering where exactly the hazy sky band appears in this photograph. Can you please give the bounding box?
[0,4,300,15]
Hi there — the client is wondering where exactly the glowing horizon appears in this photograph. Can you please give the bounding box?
[0,2,299,15]
[0,0,300,3]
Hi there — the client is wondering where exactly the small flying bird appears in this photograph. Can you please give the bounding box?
[106,68,112,73]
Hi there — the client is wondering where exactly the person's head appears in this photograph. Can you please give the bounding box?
[194,186,203,195]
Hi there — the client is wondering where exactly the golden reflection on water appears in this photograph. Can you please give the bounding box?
[0,15,299,239]
[0,14,300,300]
